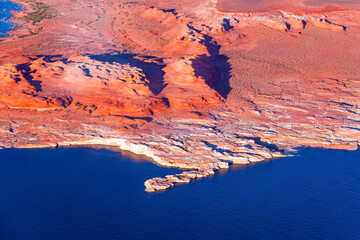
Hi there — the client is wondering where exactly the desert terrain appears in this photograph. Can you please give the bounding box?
[1,0,360,191]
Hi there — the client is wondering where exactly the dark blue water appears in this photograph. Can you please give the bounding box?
[1,147,360,240]
[0,0,23,38]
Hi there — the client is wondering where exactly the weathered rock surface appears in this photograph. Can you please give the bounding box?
[1,0,360,192]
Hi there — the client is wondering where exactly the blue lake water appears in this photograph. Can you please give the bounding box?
[1,147,360,240]
[0,0,23,38]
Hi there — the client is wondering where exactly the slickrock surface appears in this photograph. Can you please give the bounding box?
[1,0,360,192]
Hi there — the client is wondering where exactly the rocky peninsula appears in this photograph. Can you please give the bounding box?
[1,0,359,192]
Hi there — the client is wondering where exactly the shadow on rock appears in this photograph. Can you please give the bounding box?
[190,30,232,99]
[16,63,42,92]
[88,53,167,95]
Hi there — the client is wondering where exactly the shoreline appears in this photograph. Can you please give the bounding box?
[0,141,286,192]
[2,137,358,193]
[0,136,285,192]
[3,0,27,38]
[1,141,358,193]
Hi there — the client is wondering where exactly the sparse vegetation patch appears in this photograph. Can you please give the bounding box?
[24,1,57,24]
[74,102,97,113]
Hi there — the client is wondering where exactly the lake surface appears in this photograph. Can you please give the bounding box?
[0,0,23,37]
[1,147,360,240]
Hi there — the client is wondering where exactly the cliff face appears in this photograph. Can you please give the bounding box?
[1,0,360,192]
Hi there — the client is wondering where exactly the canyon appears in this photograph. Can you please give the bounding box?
[1,0,360,192]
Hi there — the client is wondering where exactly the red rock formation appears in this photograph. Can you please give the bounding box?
[0,0,360,192]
